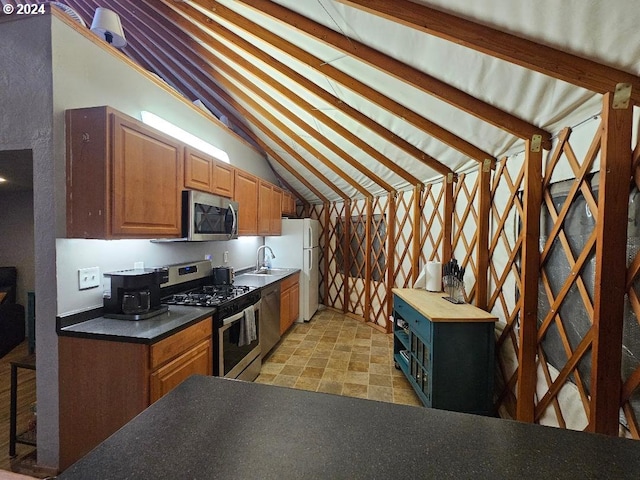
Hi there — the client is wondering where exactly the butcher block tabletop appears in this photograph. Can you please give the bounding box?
[393,288,498,322]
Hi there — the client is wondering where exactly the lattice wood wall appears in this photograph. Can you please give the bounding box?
[317,186,448,332]
[452,172,480,304]
[621,126,640,438]
[490,108,639,438]
[310,97,637,438]
[491,154,525,420]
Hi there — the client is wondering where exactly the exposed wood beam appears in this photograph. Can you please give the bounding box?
[476,162,491,311]
[589,91,632,435]
[141,4,373,197]
[62,0,264,156]
[516,137,543,423]
[172,22,406,191]
[336,0,640,106]
[103,0,336,202]
[231,0,550,148]
[386,191,396,334]
[205,47,394,193]
[411,184,422,284]
[211,66,372,198]
[442,176,454,264]
[142,1,371,197]
[186,0,452,176]
[159,0,423,187]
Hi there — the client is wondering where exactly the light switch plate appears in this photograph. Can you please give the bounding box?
[78,267,100,290]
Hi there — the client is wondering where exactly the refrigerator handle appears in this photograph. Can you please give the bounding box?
[308,250,312,271]
[307,226,312,249]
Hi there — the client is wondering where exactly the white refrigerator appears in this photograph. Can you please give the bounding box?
[266,218,320,322]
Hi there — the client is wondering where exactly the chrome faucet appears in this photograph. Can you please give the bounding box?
[256,245,275,270]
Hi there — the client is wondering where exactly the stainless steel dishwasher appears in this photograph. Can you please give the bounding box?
[260,282,281,358]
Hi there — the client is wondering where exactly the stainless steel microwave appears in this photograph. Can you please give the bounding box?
[182,190,238,241]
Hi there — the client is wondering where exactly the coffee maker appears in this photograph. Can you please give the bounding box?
[103,268,169,320]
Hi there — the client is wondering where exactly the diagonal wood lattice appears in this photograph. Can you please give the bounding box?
[621,129,640,439]
[325,201,347,311]
[368,194,391,329]
[347,199,368,317]
[534,125,601,429]
[309,203,327,305]
[418,182,445,266]
[491,155,526,419]
[392,189,419,288]
[452,172,480,304]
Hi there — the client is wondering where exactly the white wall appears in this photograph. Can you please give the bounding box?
[0,190,35,307]
[56,236,262,314]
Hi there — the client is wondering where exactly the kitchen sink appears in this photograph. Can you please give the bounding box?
[244,268,294,276]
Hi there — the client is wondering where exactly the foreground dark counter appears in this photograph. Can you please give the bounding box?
[58,375,640,479]
[57,305,215,344]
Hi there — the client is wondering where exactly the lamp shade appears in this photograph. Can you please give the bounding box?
[90,7,126,48]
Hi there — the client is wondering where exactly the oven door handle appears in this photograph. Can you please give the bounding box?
[222,299,261,326]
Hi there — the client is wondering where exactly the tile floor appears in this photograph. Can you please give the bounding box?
[255,308,422,406]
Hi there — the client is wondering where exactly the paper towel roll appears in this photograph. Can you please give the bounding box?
[413,264,428,289]
[426,261,442,291]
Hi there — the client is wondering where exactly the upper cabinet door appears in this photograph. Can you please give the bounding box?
[212,159,234,198]
[234,170,258,236]
[271,187,282,235]
[184,146,214,192]
[111,114,183,237]
[258,180,272,236]
[184,146,235,199]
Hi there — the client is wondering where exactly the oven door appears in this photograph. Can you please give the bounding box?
[217,301,261,379]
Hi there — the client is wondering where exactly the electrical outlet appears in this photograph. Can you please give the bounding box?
[223,251,229,263]
[78,267,100,290]
[134,261,144,270]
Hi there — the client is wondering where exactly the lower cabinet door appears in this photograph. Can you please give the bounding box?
[149,338,212,403]
[280,287,291,335]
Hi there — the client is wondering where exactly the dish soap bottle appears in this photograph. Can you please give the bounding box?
[265,253,272,269]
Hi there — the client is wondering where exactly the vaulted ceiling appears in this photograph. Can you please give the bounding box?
[14,0,640,203]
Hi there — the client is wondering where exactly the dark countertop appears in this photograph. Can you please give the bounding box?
[58,375,640,479]
[234,267,300,288]
[57,305,215,344]
[55,269,299,344]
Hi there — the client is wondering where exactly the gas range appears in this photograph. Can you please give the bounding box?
[159,260,261,321]
[163,285,257,308]
[159,260,262,382]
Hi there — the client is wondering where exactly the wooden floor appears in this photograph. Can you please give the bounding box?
[0,342,36,474]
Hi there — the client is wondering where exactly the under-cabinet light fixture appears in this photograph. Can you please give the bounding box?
[140,111,230,163]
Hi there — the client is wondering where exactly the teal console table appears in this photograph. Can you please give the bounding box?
[392,288,497,415]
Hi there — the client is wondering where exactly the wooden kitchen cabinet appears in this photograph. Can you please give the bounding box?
[258,181,282,236]
[258,180,272,236]
[271,187,282,235]
[392,289,496,415]
[234,170,259,235]
[66,106,183,239]
[280,273,300,335]
[59,318,212,470]
[184,146,234,198]
[282,191,296,216]
[150,338,212,403]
